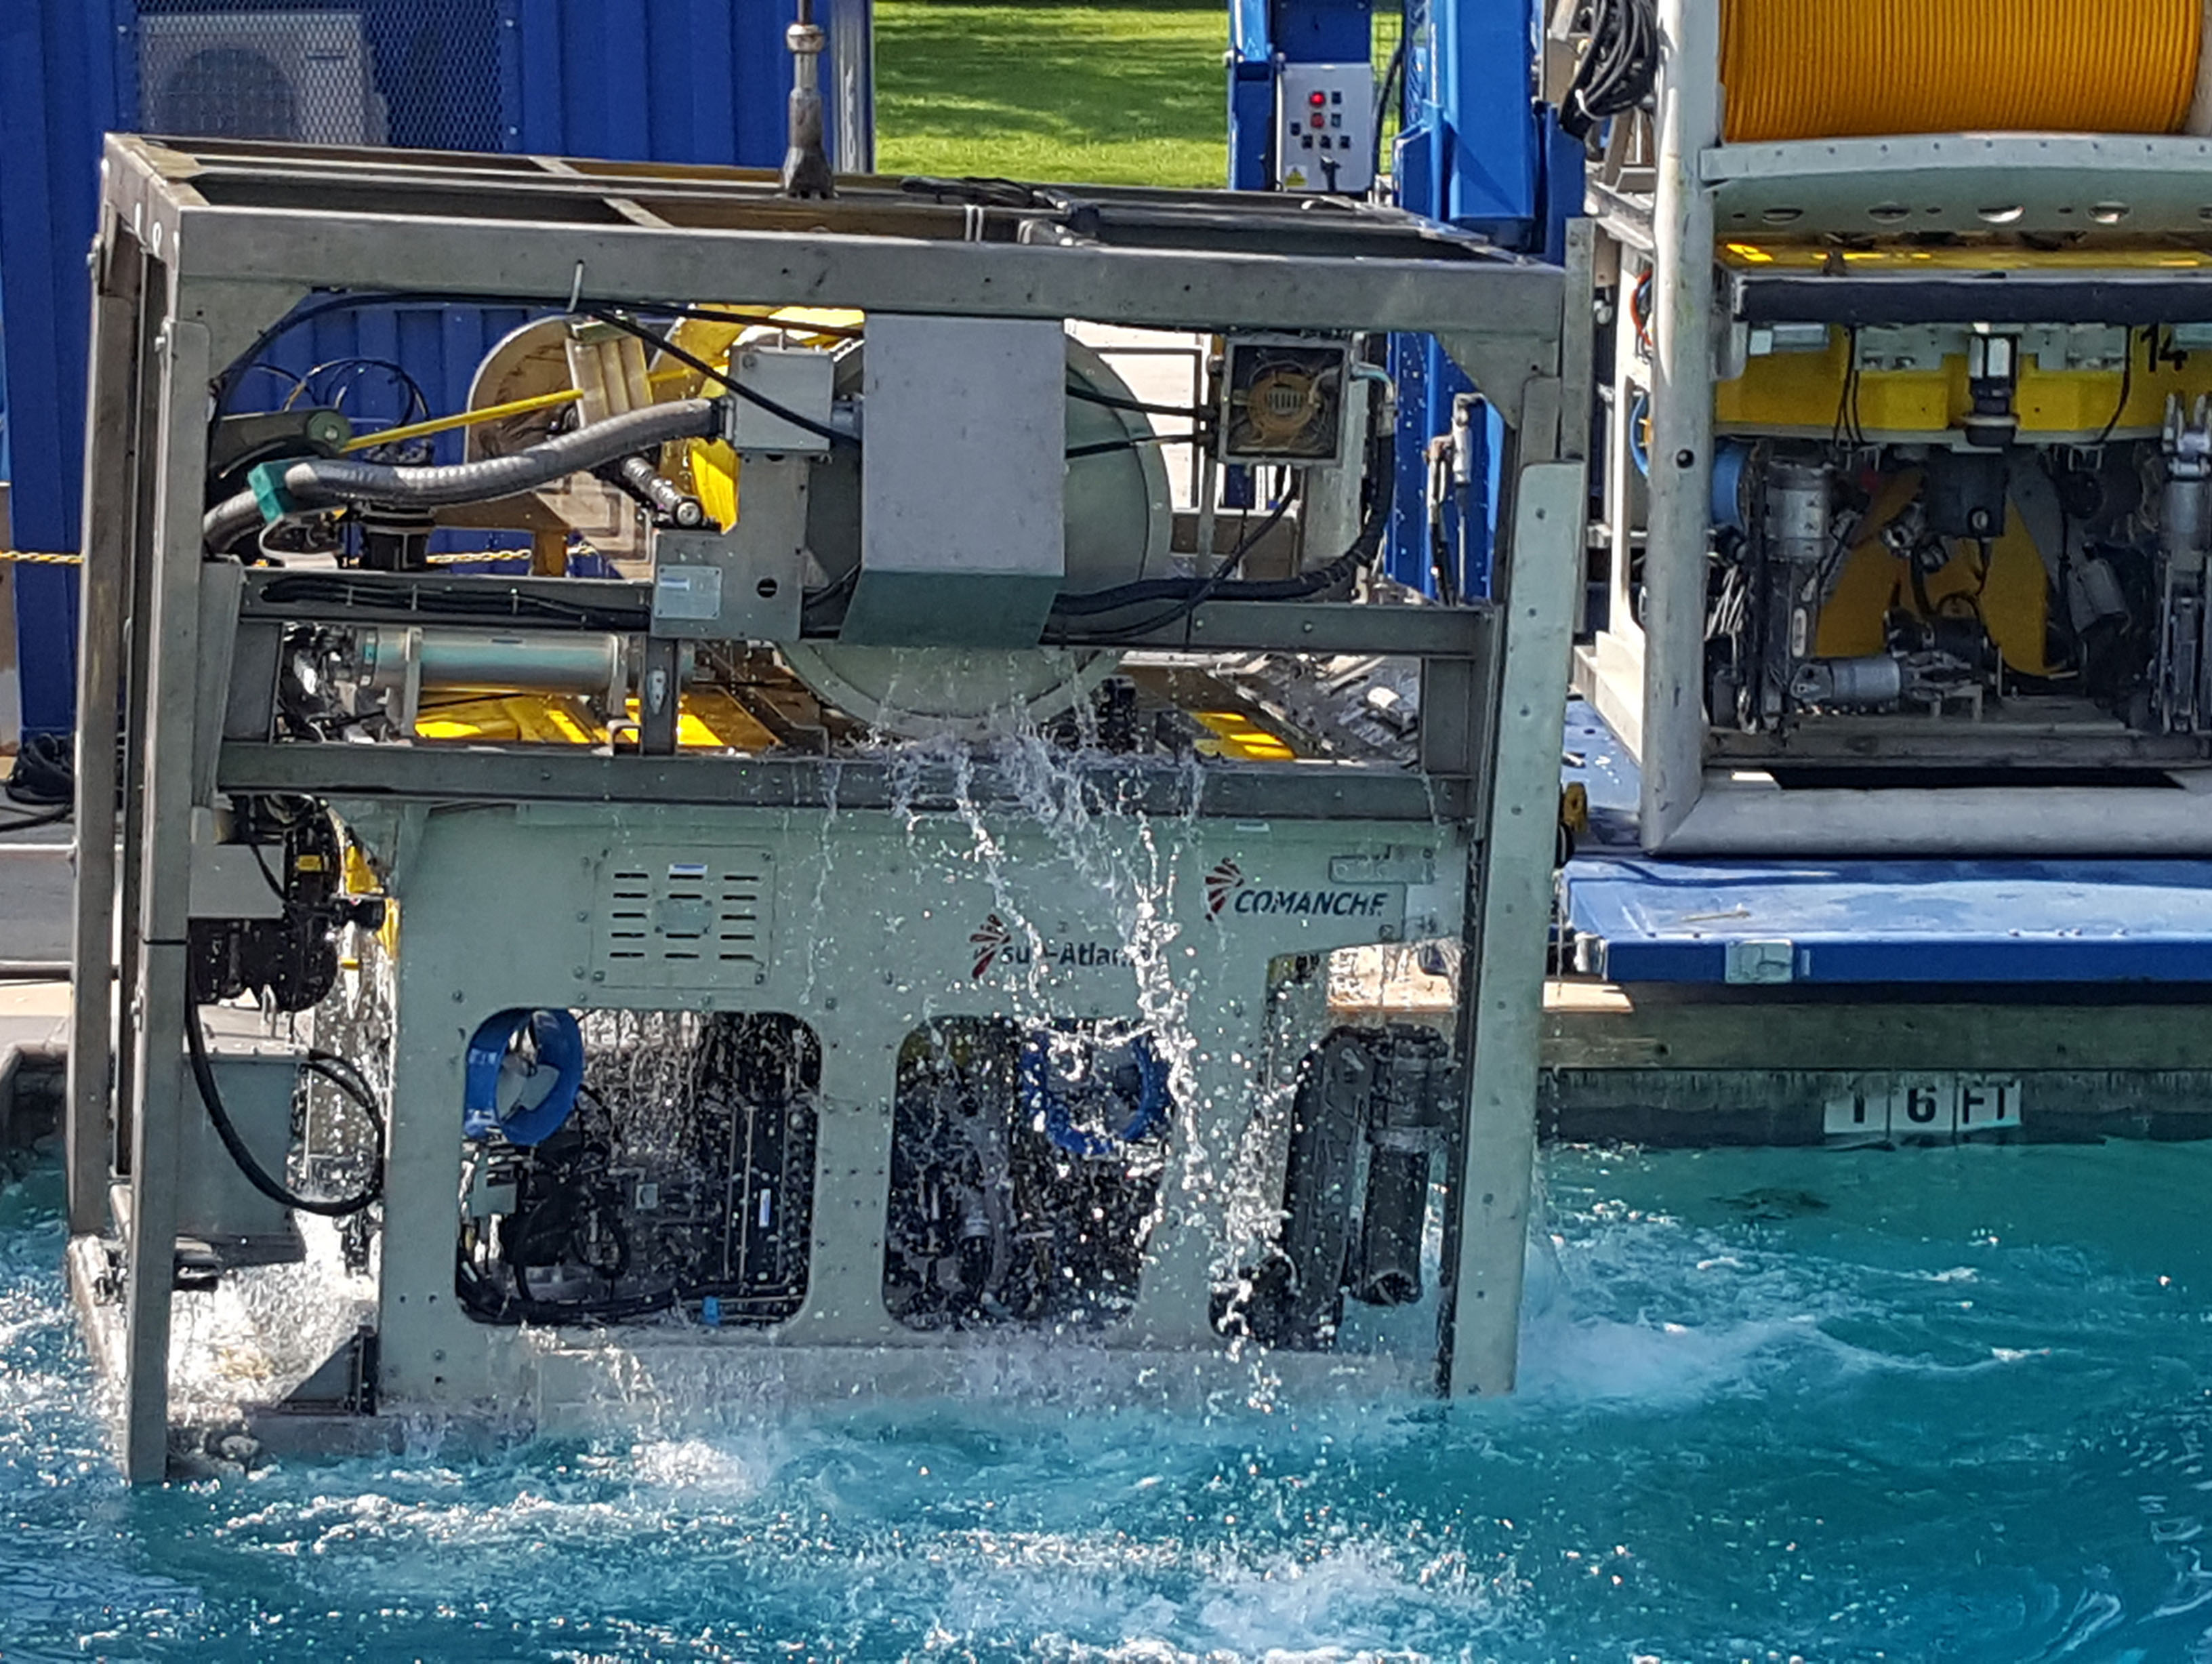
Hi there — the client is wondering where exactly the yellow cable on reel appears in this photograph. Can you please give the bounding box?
[1721,0,2203,142]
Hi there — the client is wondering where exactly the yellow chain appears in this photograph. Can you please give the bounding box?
[0,550,83,565]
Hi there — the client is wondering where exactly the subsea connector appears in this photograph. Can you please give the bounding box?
[1790,653,1904,710]
[1963,332,2022,449]
[247,459,309,525]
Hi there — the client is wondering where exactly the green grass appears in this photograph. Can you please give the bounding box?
[873,0,1229,188]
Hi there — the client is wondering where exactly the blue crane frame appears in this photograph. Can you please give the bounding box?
[0,0,874,742]
[1227,0,1575,598]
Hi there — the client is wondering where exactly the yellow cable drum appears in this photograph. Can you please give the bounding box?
[1721,0,2205,142]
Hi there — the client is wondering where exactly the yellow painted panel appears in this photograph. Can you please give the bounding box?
[1718,335,2212,441]
[1814,479,2050,674]
[1723,244,2212,274]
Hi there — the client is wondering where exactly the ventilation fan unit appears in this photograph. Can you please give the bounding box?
[138,10,387,146]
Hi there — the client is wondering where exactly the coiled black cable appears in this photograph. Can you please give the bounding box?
[1559,0,1658,141]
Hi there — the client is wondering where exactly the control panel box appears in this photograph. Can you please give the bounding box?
[1275,61,1376,195]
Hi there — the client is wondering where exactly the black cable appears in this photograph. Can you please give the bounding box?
[1067,432,1183,461]
[574,306,855,450]
[0,806,70,832]
[245,837,289,904]
[1065,380,1214,424]
[305,1051,386,1139]
[1559,0,1658,140]
[184,1004,382,1219]
[1830,327,1863,452]
[213,289,855,451]
[2094,327,2142,447]
[1372,31,1407,182]
[291,357,432,424]
[1054,381,1392,627]
[1072,483,1300,642]
[253,571,651,632]
[5,733,73,809]
[799,564,861,630]
[1050,387,1396,643]
[217,291,456,414]
[896,175,1056,210]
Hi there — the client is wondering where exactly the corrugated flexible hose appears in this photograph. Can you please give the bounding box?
[202,398,720,553]
[1721,0,2204,142]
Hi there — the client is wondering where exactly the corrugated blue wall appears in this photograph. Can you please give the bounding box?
[0,0,123,738]
[0,0,873,739]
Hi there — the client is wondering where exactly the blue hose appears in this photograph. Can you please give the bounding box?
[1019,1031,1171,1158]
[463,1007,585,1146]
[1626,390,1753,533]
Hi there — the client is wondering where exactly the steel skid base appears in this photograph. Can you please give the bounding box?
[64,136,1588,1477]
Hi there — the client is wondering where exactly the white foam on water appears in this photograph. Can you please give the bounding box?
[625,1434,773,1498]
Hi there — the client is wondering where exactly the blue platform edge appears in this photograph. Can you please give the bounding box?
[1559,700,2212,985]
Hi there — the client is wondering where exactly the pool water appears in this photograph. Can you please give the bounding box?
[7,1137,2212,1662]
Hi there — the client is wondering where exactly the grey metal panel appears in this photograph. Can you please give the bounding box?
[848,314,1067,647]
[174,1049,302,1260]
[1706,134,2212,239]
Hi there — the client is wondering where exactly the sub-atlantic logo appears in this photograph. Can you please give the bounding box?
[970,914,1013,980]
[1205,859,1246,918]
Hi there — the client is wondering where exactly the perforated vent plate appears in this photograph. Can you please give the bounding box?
[592,848,773,989]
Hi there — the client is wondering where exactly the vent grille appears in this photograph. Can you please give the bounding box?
[593,849,773,990]
[137,12,388,146]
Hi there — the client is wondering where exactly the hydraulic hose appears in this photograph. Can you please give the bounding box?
[185,1004,384,1219]
[203,398,720,552]
[1017,1032,1171,1159]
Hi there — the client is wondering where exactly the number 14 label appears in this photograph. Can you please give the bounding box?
[1824,1077,2024,1141]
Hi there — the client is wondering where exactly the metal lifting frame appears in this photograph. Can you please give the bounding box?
[67,135,1589,1478]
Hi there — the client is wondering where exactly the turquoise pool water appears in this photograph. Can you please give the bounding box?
[6,1138,2212,1661]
